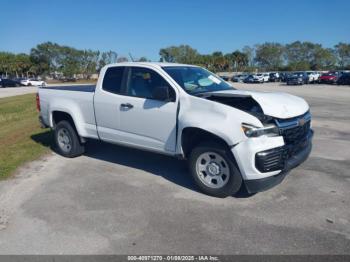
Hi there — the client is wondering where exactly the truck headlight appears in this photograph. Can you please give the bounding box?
[241,123,279,137]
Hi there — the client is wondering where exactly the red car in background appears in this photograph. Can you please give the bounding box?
[319,73,338,84]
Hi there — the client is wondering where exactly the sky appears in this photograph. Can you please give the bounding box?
[1,0,349,60]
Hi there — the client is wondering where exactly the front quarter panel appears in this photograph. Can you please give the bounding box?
[177,94,263,154]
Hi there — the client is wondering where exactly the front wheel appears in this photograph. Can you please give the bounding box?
[54,120,85,157]
[189,142,242,198]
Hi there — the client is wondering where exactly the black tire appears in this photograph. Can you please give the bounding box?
[54,120,85,158]
[188,142,242,198]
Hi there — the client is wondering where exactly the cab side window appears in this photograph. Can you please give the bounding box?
[126,67,175,101]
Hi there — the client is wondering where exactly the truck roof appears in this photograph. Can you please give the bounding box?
[106,62,198,69]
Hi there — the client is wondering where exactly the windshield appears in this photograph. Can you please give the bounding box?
[162,66,234,95]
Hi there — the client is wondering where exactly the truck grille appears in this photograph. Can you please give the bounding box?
[276,112,311,145]
[280,121,311,144]
[255,111,312,173]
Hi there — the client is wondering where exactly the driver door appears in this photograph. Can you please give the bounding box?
[117,67,178,153]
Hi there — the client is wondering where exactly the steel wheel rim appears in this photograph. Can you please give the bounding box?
[195,152,230,189]
[57,128,72,153]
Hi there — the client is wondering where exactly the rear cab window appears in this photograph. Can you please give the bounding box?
[102,67,125,94]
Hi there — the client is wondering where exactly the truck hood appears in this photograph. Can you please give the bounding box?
[205,89,309,119]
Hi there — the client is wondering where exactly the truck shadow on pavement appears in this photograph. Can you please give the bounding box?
[31,131,252,198]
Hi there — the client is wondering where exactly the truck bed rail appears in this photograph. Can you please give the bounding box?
[40,85,96,92]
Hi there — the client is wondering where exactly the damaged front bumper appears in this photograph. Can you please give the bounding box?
[232,130,313,193]
[245,130,313,193]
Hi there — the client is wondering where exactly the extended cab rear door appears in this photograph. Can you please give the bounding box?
[94,66,127,142]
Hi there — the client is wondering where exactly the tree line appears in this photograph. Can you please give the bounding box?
[159,42,350,72]
[1,41,350,79]
[0,42,132,79]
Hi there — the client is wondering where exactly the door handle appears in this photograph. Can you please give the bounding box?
[120,103,134,109]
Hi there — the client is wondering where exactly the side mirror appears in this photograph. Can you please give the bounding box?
[153,86,171,102]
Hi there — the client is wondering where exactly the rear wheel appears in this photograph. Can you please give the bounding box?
[54,120,85,157]
[189,142,242,198]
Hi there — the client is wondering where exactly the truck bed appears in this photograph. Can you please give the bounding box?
[38,84,98,139]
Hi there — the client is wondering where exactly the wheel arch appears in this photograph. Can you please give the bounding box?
[52,111,75,128]
[51,110,85,143]
[180,127,233,159]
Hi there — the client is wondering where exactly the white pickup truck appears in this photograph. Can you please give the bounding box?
[37,62,313,197]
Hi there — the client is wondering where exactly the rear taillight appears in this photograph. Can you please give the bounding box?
[36,93,40,111]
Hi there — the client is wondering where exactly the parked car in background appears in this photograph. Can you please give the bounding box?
[280,72,289,82]
[306,71,319,83]
[243,75,255,83]
[337,73,350,85]
[20,78,47,86]
[319,73,338,84]
[286,72,309,85]
[262,73,270,82]
[232,74,248,82]
[255,73,269,82]
[329,71,342,77]
[314,72,321,82]
[0,78,22,88]
[269,72,280,82]
[218,74,230,81]
[14,77,26,83]
[244,74,264,83]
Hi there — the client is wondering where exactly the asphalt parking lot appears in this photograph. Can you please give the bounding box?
[0,85,38,98]
[0,82,349,254]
